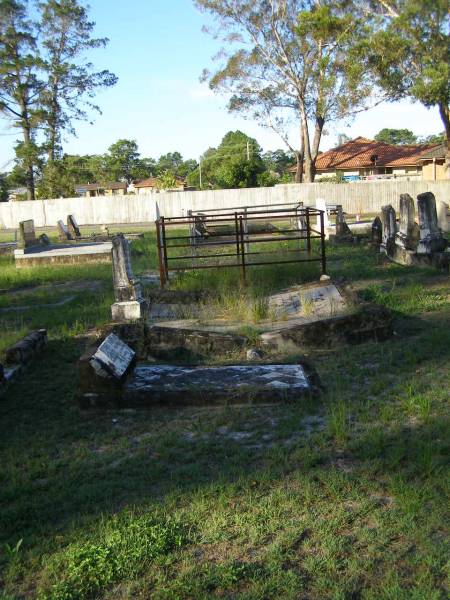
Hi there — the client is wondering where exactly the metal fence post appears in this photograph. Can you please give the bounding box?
[320,210,327,275]
[306,208,311,256]
[155,219,166,288]
[239,216,246,284]
[160,216,169,282]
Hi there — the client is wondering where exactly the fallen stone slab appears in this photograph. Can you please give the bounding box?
[79,362,320,408]
[5,329,48,364]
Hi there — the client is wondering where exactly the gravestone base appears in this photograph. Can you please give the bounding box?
[416,235,447,255]
[111,299,147,322]
[388,245,450,272]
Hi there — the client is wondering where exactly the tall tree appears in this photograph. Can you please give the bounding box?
[195,0,372,182]
[374,128,418,145]
[361,0,449,175]
[188,130,265,189]
[105,139,144,183]
[0,0,43,199]
[38,0,117,166]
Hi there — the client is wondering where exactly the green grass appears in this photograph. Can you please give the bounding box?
[0,232,449,599]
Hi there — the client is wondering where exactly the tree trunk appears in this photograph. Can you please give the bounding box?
[438,102,450,179]
[299,102,315,183]
[22,123,35,201]
[294,151,303,183]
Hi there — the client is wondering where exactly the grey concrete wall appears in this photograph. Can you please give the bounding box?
[1,180,449,229]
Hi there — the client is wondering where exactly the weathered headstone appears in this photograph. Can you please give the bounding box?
[67,214,81,239]
[90,333,135,379]
[335,206,353,239]
[416,192,447,254]
[57,220,71,241]
[437,200,449,233]
[39,233,51,246]
[395,193,417,250]
[111,234,146,321]
[381,205,396,255]
[18,219,37,249]
[371,216,382,247]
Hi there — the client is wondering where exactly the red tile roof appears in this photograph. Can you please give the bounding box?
[135,176,185,188]
[313,137,439,171]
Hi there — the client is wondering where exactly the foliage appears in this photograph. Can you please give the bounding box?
[188,130,265,189]
[0,0,44,200]
[104,139,147,183]
[261,149,294,175]
[195,0,372,182]
[39,514,187,600]
[374,128,418,145]
[156,169,177,190]
[0,172,9,201]
[360,0,449,166]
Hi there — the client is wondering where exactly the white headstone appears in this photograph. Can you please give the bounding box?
[315,198,330,229]
[90,333,135,379]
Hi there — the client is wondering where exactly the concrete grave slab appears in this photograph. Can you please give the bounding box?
[14,241,112,267]
[122,363,317,406]
[268,283,347,320]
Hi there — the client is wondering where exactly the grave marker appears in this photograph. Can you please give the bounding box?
[396,193,417,250]
[111,234,146,321]
[90,333,135,379]
[437,200,449,233]
[57,220,71,241]
[381,205,396,255]
[371,216,382,247]
[67,214,81,239]
[18,219,37,249]
[416,192,447,254]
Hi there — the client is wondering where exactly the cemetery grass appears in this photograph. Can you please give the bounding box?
[0,236,449,599]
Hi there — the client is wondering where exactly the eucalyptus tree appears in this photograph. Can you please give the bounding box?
[359,0,450,175]
[195,0,372,181]
[0,0,43,199]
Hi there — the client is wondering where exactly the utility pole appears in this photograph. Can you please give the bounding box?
[246,141,250,161]
[199,158,202,189]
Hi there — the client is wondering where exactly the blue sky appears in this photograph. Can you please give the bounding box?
[0,0,444,169]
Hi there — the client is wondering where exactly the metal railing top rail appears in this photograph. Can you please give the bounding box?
[158,206,324,224]
[185,201,305,215]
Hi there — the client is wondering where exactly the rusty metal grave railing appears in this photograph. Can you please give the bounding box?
[155,206,327,288]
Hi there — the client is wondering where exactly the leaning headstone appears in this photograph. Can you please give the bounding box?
[381,205,396,255]
[371,216,382,248]
[111,234,146,321]
[395,193,417,250]
[437,200,449,233]
[416,192,447,254]
[90,333,135,379]
[67,214,81,239]
[57,220,71,241]
[18,219,37,249]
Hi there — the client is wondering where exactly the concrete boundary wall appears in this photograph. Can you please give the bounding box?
[1,180,449,229]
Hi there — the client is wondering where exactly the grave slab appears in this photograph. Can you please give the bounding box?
[14,241,112,267]
[122,363,317,406]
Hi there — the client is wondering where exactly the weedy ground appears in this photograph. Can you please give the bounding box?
[0,227,449,599]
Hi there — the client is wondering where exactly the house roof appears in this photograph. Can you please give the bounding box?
[415,144,446,161]
[75,182,127,191]
[304,137,439,171]
[134,176,185,188]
